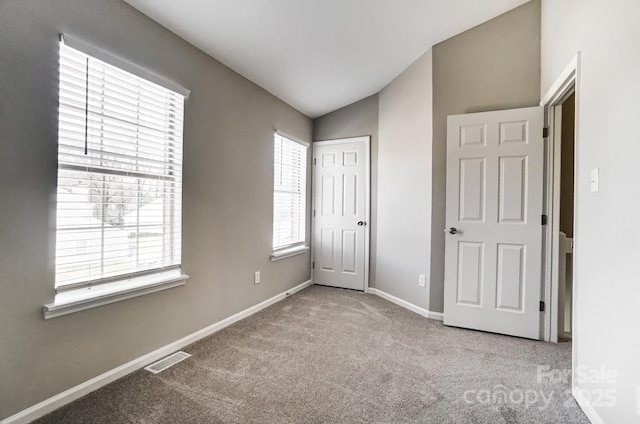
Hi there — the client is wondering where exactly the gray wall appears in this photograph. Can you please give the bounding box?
[0,0,311,419]
[542,0,640,422]
[375,50,433,309]
[313,95,379,285]
[312,0,542,315]
[430,0,541,312]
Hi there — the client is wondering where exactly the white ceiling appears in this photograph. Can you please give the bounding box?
[124,0,530,118]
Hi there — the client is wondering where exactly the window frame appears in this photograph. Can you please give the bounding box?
[271,131,309,260]
[44,34,189,319]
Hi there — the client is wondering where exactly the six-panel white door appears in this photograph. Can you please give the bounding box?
[444,107,544,339]
[313,137,369,291]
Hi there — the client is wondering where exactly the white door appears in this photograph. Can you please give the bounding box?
[444,107,544,339]
[313,137,370,291]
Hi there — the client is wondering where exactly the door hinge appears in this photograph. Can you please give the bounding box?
[541,214,548,226]
[539,301,545,312]
[313,158,317,165]
[543,127,549,138]
[313,210,316,217]
[312,261,315,269]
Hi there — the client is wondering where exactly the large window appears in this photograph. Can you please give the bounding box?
[272,132,308,252]
[55,39,185,292]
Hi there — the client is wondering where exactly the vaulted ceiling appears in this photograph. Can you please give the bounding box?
[124,0,531,118]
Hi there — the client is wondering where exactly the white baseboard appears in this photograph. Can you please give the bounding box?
[367,288,444,321]
[1,280,312,424]
[572,386,605,424]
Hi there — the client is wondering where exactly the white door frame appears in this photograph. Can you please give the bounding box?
[311,136,371,291]
[540,53,581,347]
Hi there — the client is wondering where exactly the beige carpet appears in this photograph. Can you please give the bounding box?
[35,285,589,423]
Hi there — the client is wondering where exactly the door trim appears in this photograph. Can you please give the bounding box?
[540,53,581,350]
[311,136,371,291]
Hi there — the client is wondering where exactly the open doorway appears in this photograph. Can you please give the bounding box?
[541,53,580,345]
[557,92,575,341]
[544,88,577,343]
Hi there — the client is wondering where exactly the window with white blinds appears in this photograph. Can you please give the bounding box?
[272,133,308,251]
[55,40,185,291]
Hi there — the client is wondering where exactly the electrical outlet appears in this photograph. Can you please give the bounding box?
[254,271,260,285]
[418,274,426,288]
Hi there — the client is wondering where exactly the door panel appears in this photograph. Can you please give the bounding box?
[342,174,358,216]
[460,124,486,147]
[496,243,525,311]
[320,229,335,271]
[313,138,369,291]
[321,176,335,216]
[341,230,357,273]
[459,158,485,222]
[499,156,528,223]
[456,242,484,306]
[444,107,543,339]
[500,121,529,145]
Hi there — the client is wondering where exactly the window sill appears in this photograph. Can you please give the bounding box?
[43,269,188,320]
[270,245,310,262]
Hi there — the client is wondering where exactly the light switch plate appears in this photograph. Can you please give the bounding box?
[590,168,599,192]
[418,274,426,288]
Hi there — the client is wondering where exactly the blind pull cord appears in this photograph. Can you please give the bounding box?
[84,57,89,155]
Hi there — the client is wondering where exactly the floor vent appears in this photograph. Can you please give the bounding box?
[145,351,191,374]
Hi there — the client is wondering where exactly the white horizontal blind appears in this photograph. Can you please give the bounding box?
[55,41,184,290]
[273,134,307,250]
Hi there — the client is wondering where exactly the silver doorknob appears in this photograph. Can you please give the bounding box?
[445,227,458,235]
[357,221,366,226]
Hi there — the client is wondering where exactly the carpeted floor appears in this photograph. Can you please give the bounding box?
[35,285,589,423]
